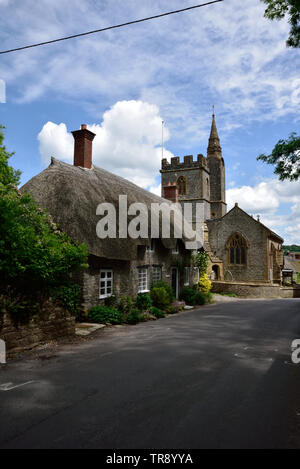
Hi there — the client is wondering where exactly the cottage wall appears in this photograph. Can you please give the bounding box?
[79,242,194,309]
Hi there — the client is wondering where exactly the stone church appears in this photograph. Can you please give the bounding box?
[161,114,284,285]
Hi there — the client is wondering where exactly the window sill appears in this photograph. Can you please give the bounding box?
[99,294,113,299]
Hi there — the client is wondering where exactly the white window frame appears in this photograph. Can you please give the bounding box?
[99,269,113,299]
[184,266,190,286]
[146,239,155,253]
[152,266,162,284]
[138,267,149,293]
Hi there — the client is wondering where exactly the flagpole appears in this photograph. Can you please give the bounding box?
[162,120,164,159]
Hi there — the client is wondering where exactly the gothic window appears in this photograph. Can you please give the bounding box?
[206,178,210,198]
[177,176,186,195]
[227,233,247,266]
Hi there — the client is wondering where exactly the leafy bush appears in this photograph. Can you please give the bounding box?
[165,305,178,314]
[88,306,123,324]
[198,274,211,295]
[149,306,165,318]
[181,287,196,305]
[181,287,205,306]
[150,287,171,310]
[51,283,82,317]
[0,186,88,287]
[0,292,40,327]
[125,309,147,324]
[205,292,214,304]
[118,296,133,315]
[135,293,152,311]
[151,280,174,302]
[193,291,206,305]
[104,294,118,307]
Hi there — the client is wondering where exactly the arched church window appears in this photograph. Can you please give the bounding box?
[227,233,247,265]
[206,178,210,198]
[177,176,186,195]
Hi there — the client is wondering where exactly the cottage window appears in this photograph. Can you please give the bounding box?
[99,269,113,299]
[146,239,155,253]
[184,267,190,286]
[138,267,149,293]
[227,233,247,266]
[152,266,162,284]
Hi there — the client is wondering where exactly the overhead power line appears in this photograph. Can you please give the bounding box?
[0,0,224,55]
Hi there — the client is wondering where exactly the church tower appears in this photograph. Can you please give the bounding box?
[207,113,227,218]
[160,153,211,223]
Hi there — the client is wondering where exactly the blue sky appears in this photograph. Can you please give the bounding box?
[0,0,299,243]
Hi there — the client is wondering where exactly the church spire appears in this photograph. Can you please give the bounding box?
[207,111,222,159]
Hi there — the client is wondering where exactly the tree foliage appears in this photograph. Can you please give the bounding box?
[0,125,21,186]
[192,250,209,276]
[0,126,88,294]
[261,0,300,47]
[257,132,300,181]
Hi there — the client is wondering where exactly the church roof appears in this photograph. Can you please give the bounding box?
[207,203,284,243]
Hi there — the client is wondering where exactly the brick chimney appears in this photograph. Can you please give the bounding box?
[71,124,96,169]
[163,182,178,203]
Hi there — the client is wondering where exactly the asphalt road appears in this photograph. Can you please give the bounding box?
[1,298,300,449]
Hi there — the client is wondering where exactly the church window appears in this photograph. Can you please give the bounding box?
[227,233,247,266]
[177,176,186,195]
[206,178,210,198]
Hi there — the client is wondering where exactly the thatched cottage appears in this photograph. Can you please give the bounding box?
[22,125,198,309]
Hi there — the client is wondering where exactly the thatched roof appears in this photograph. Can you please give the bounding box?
[21,158,198,261]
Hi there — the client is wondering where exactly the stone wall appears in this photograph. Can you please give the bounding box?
[0,301,75,354]
[212,281,300,298]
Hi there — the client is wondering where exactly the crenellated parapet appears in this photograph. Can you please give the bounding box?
[161,154,209,171]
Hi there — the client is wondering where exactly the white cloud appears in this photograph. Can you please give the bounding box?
[38,100,174,189]
[38,122,73,164]
[149,183,161,197]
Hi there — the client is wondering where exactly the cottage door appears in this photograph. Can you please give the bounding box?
[171,267,178,299]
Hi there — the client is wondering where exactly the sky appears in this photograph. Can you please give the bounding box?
[0,0,299,244]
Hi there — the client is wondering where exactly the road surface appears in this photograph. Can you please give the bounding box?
[1,298,300,449]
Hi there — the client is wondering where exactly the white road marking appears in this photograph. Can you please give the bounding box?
[0,381,36,391]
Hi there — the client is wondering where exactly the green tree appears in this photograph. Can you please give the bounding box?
[261,0,300,47]
[0,126,88,292]
[257,132,300,181]
[0,125,21,186]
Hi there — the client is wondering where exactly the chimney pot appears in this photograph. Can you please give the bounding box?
[72,124,96,169]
